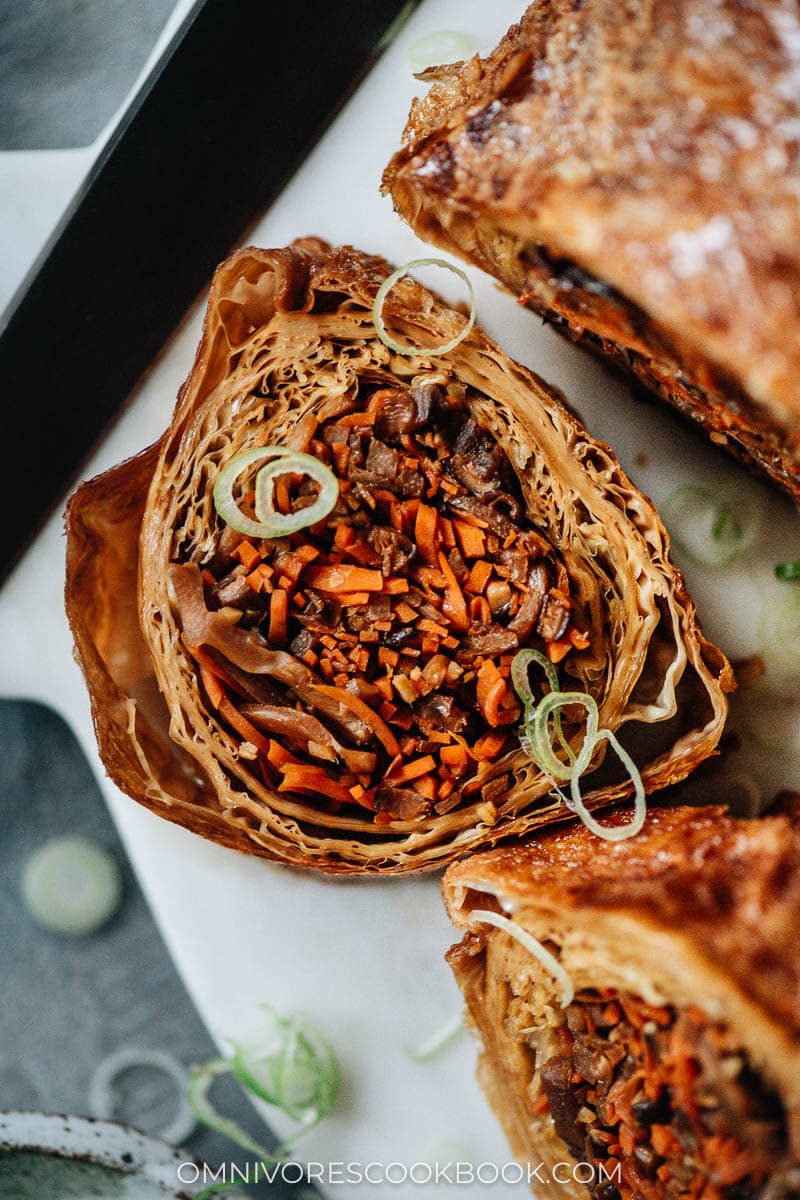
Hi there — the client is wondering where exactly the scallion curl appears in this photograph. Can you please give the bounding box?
[511,650,646,842]
[372,258,476,357]
[187,1005,340,1199]
[213,446,338,539]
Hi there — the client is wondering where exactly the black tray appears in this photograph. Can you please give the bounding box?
[0,0,416,582]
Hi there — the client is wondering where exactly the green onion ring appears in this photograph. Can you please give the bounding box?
[213,446,338,539]
[372,258,476,357]
[470,909,574,1007]
[569,728,647,842]
[511,649,646,841]
[511,649,573,760]
[661,484,764,569]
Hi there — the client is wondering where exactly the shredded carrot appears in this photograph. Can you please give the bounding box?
[337,592,372,606]
[386,755,437,785]
[269,589,289,644]
[415,503,440,565]
[217,696,271,758]
[438,551,469,632]
[476,660,512,728]
[311,684,400,757]
[198,661,224,709]
[278,763,355,805]
[469,595,491,625]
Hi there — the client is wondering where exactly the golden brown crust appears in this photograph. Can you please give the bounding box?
[383,0,800,503]
[445,804,800,1030]
[66,239,731,874]
[442,804,800,1186]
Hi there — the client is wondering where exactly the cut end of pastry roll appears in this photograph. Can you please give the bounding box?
[443,804,800,1198]
[383,0,800,504]
[66,239,731,874]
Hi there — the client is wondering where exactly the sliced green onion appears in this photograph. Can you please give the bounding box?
[408,30,480,71]
[470,909,574,1007]
[759,589,800,689]
[213,446,338,539]
[511,651,646,842]
[89,1048,194,1146]
[229,1006,339,1139]
[569,728,647,841]
[372,258,476,358]
[21,835,122,936]
[661,484,764,569]
[404,1012,465,1062]
[187,1004,340,1194]
[775,561,800,582]
[511,649,572,762]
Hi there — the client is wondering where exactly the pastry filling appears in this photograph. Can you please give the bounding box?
[169,381,587,823]
[536,990,795,1200]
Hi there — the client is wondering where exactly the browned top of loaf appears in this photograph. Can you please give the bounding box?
[385,0,800,425]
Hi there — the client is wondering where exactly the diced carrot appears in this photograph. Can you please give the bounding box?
[412,775,438,801]
[454,520,486,558]
[438,551,469,632]
[439,517,456,549]
[441,744,469,771]
[311,684,400,757]
[429,730,452,745]
[268,589,289,645]
[386,755,437,785]
[384,577,409,595]
[200,568,216,587]
[304,565,383,592]
[234,540,261,571]
[465,559,493,594]
[531,1094,550,1116]
[651,1125,681,1156]
[547,638,572,663]
[336,411,375,427]
[337,592,372,606]
[246,563,272,593]
[569,627,591,650]
[395,602,417,624]
[415,503,440,565]
[473,732,508,760]
[378,647,399,669]
[418,617,449,637]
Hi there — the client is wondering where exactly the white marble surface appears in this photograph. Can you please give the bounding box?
[1,1,799,1196]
